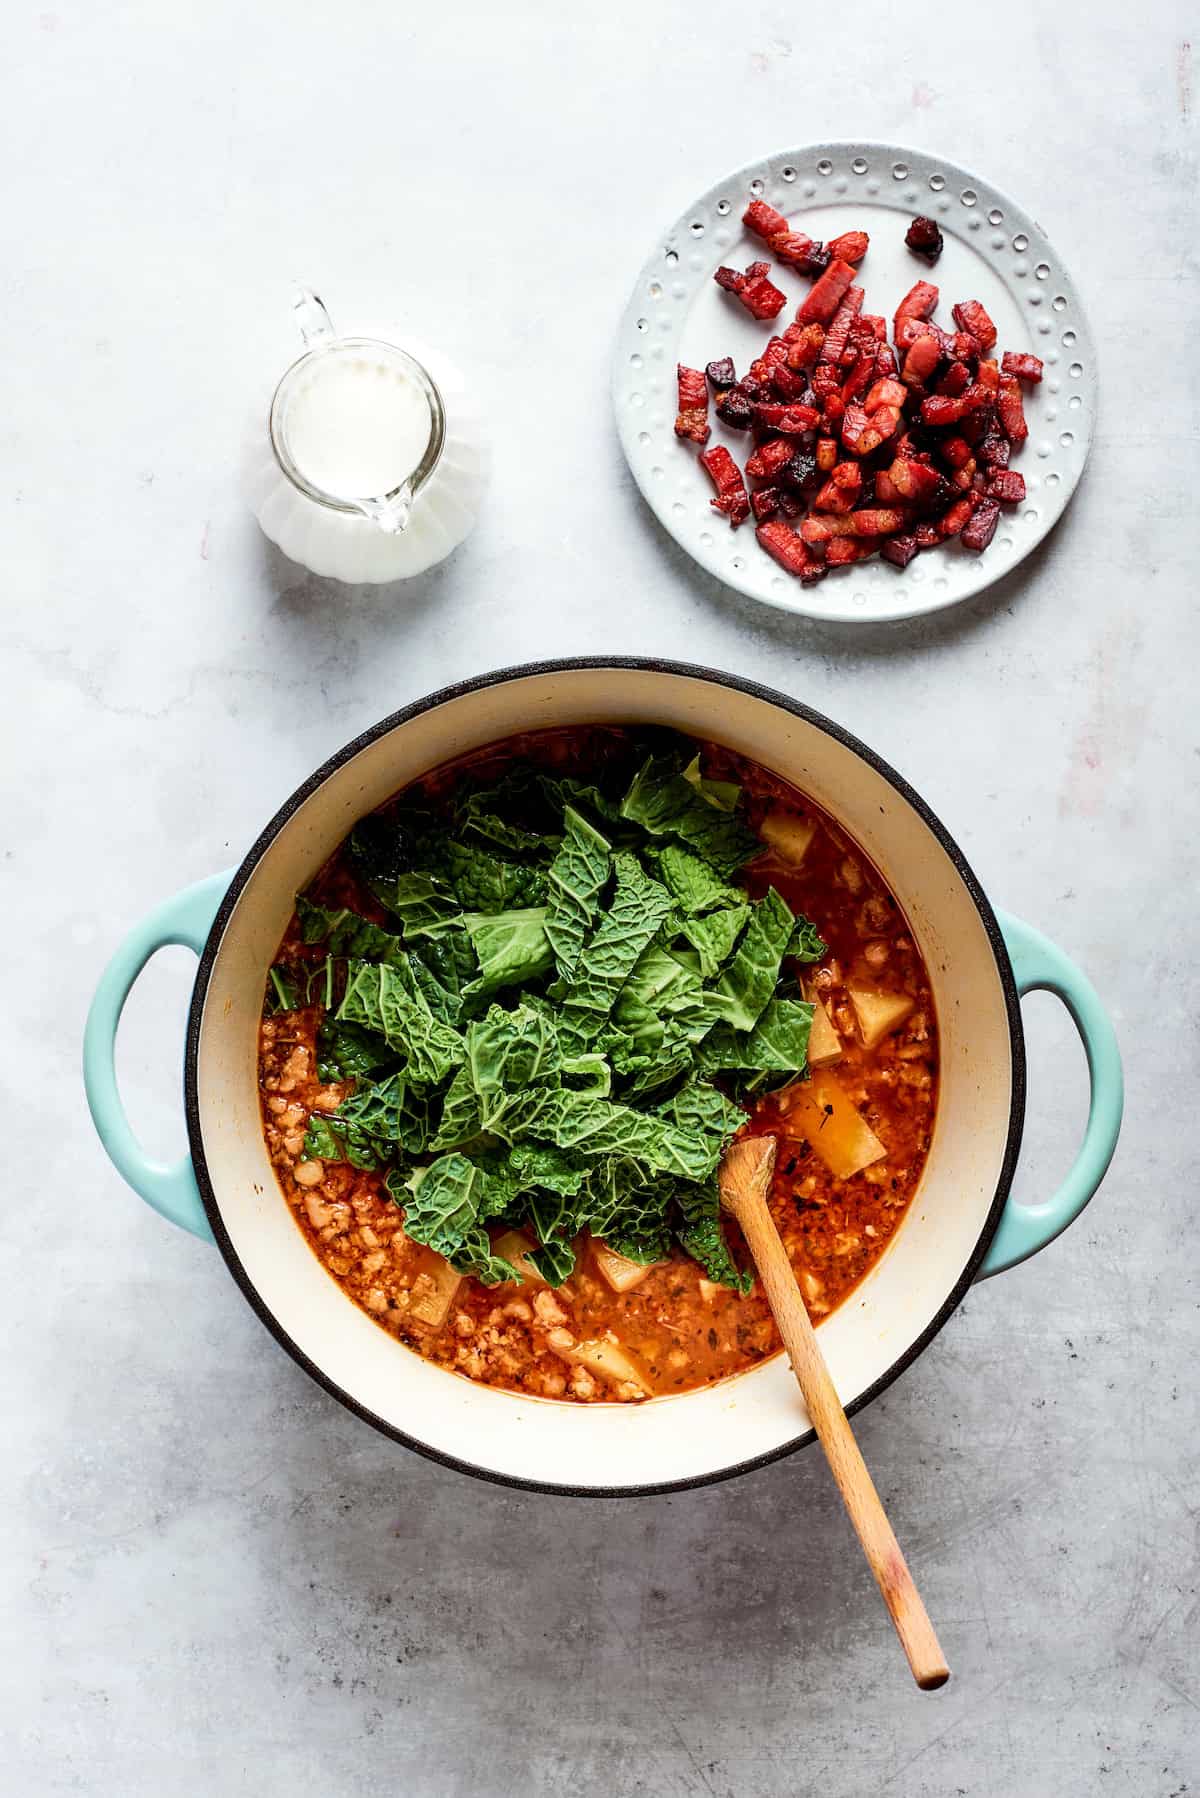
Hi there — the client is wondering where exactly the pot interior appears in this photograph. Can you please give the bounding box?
[191,665,1018,1491]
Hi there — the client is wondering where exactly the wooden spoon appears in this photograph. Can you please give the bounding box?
[719,1134,950,1691]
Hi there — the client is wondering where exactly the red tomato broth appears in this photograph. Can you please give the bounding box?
[257,728,938,1404]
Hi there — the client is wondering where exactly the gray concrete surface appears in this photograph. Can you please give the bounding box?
[3,1,1197,1791]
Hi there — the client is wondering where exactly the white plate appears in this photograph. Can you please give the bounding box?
[613,142,1097,623]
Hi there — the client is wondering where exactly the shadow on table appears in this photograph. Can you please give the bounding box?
[623,478,1055,662]
[247,1345,942,1714]
[253,535,452,645]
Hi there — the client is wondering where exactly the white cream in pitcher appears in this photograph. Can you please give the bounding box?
[244,289,487,582]
[282,348,434,503]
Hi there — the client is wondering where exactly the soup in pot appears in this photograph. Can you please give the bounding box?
[258,728,937,1404]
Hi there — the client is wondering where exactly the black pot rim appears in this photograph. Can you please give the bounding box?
[184,656,1027,1498]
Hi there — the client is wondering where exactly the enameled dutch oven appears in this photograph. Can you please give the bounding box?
[84,660,1123,1495]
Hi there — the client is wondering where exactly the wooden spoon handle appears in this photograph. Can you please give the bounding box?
[734,1173,949,1690]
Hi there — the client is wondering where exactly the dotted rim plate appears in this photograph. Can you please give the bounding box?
[612,141,1097,623]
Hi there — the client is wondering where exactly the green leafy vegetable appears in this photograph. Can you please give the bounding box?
[681,753,740,814]
[296,895,407,964]
[556,854,674,1044]
[462,908,555,998]
[544,806,611,983]
[699,998,814,1077]
[276,733,824,1293]
[788,917,827,963]
[676,1177,753,1294]
[620,753,759,877]
[337,959,464,1086]
[707,889,796,1032]
[265,964,300,1014]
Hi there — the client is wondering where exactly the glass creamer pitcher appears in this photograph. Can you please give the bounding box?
[243,290,487,583]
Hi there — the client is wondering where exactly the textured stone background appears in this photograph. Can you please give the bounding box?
[3,1,1196,1791]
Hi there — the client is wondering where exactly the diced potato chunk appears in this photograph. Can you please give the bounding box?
[803,985,843,1066]
[759,808,817,867]
[846,983,916,1050]
[491,1230,546,1286]
[569,1337,651,1395]
[593,1240,665,1294]
[408,1254,463,1329]
[782,1070,886,1179]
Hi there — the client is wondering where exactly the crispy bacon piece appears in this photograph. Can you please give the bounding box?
[987,470,1026,504]
[714,261,787,320]
[756,519,826,582]
[812,462,863,513]
[825,535,876,565]
[920,394,970,428]
[699,445,750,526]
[997,373,1029,443]
[743,198,790,241]
[770,362,809,400]
[1001,351,1044,384]
[745,437,795,480]
[784,320,826,368]
[750,401,822,434]
[827,229,869,264]
[772,233,829,275]
[810,362,840,402]
[750,485,782,522]
[936,361,971,398]
[961,497,1000,551]
[887,457,946,506]
[820,297,866,374]
[846,506,911,536]
[705,357,737,390]
[938,493,979,538]
[960,405,996,446]
[874,342,898,378]
[894,281,939,336]
[901,328,943,387]
[950,456,978,489]
[797,258,857,326]
[842,403,901,456]
[840,403,871,454]
[951,299,997,350]
[801,512,859,543]
[904,216,944,262]
[715,384,755,430]
[914,520,940,549]
[779,448,818,492]
[881,533,921,567]
[865,376,907,413]
[841,351,876,404]
[975,358,1000,395]
[674,364,710,444]
[748,336,789,387]
[979,431,1011,469]
[815,435,838,472]
[938,435,973,469]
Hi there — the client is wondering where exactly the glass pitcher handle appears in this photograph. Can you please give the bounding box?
[292,287,335,347]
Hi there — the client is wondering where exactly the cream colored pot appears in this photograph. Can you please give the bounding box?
[84,661,1123,1494]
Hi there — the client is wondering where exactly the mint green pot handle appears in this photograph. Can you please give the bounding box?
[83,872,233,1242]
[84,881,1121,1274]
[977,910,1123,1278]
